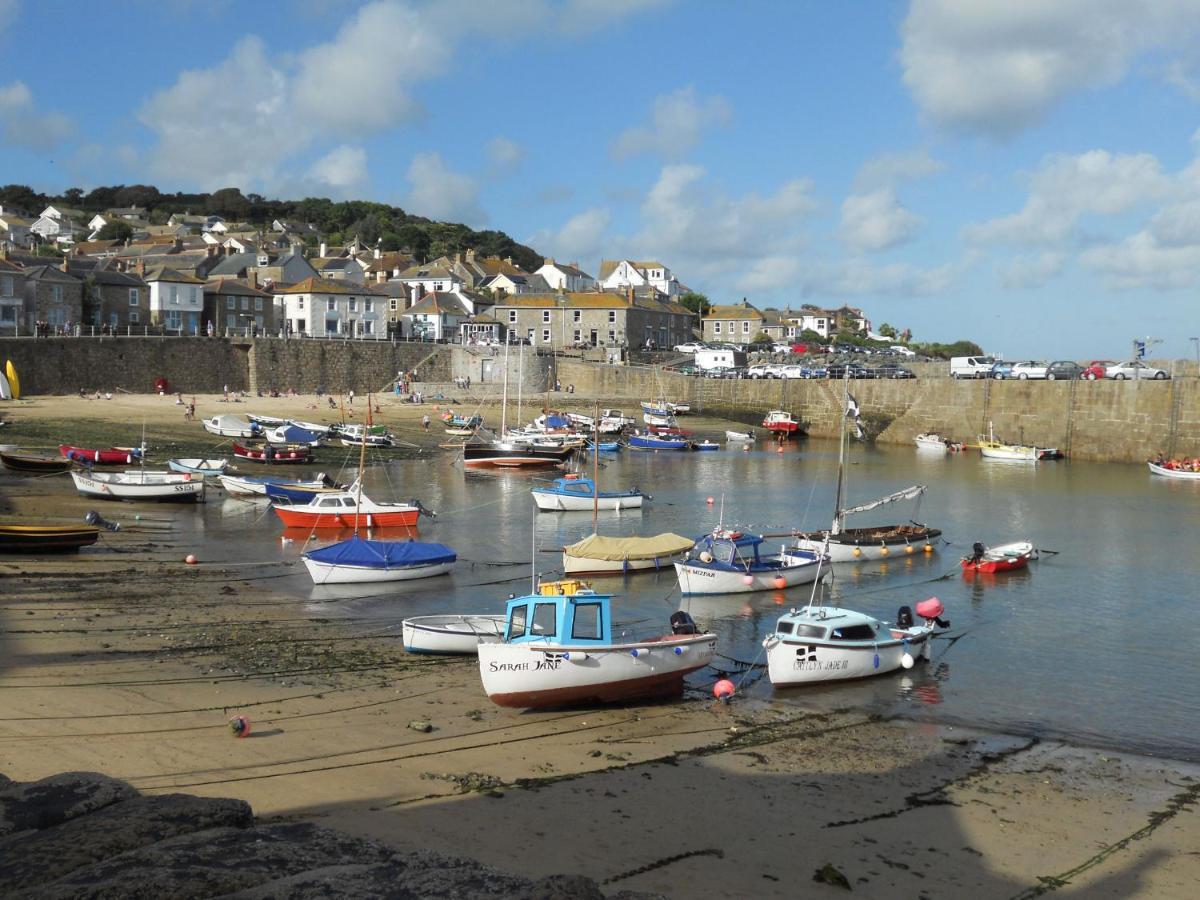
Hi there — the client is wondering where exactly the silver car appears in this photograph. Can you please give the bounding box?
[1104,360,1170,380]
[1010,360,1049,379]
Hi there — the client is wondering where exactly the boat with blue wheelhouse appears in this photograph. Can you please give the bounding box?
[531,474,645,511]
[674,530,829,595]
[477,580,717,708]
[264,478,353,504]
[303,535,456,584]
[628,432,691,451]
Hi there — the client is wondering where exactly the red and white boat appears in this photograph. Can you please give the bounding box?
[960,540,1037,574]
[273,490,424,529]
[762,410,802,437]
[59,444,146,465]
[232,442,314,464]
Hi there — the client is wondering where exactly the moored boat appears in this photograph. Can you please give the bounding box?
[1147,460,1200,480]
[561,532,694,575]
[628,432,691,451]
[531,474,645,511]
[264,424,326,446]
[201,415,261,438]
[59,444,145,465]
[763,597,950,686]
[960,540,1038,574]
[977,423,1060,461]
[915,432,962,451]
[762,410,802,438]
[1,450,73,473]
[338,423,396,448]
[272,490,425,528]
[477,580,717,708]
[674,530,828,595]
[462,440,573,468]
[402,614,507,654]
[232,442,314,464]
[725,430,756,442]
[0,523,101,553]
[167,458,228,476]
[218,472,334,496]
[70,469,205,503]
[265,479,352,504]
[302,535,455,584]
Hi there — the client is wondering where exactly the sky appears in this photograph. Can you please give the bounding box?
[2,0,1200,359]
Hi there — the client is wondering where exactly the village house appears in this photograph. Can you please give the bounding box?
[0,212,35,248]
[67,260,148,331]
[0,255,28,335]
[204,277,276,337]
[597,259,681,298]
[401,291,472,341]
[273,277,387,338]
[490,290,694,350]
[535,258,596,292]
[30,205,86,246]
[429,249,528,290]
[701,300,765,345]
[394,263,465,296]
[141,265,205,333]
[479,271,550,295]
[22,261,84,334]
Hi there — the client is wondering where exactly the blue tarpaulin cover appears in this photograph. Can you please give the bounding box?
[281,425,322,444]
[304,536,457,568]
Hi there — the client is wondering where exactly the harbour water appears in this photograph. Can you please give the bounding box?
[37,438,1200,762]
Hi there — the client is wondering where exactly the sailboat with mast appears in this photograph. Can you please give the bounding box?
[462,340,573,468]
[301,395,455,584]
[789,378,942,562]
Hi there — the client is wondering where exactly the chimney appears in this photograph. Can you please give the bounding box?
[375,270,386,284]
[454,251,462,265]
[466,248,475,263]
[135,259,145,278]
[173,237,183,251]
[207,244,217,257]
[60,255,69,273]
[544,257,554,267]
[374,240,381,260]
[319,241,327,258]
[248,270,258,290]
[626,286,634,302]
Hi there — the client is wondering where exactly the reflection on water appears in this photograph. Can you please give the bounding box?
[8,437,1199,760]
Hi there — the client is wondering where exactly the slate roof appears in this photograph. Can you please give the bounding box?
[22,265,82,284]
[274,277,383,296]
[405,291,470,317]
[703,302,764,320]
[204,279,273,298]
[144,265,205,285]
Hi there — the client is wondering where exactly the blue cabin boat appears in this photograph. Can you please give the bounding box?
[265,480,349,504]
[628,433,691,451]
[530,474,645,511]
[674,530,828,594]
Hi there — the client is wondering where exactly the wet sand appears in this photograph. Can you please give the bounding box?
[1,394,1197,898]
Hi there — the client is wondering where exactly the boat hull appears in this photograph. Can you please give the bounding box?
[674,556,827,595]
[168,458,227,476]
[302,557,451,584]
[0,525,100,553]
[628,435,689,451]
[232,443,314,464]
[274,507,419,529]
[532,490,644,511]
[961,540,1037,573]
[791,527,941,562]
[70,471,205,503]
[562,553,674,575]
[1148,461,1200,479]
[478,634,716,708]
[765,628,934,685]
[59,445,143,466]
[402,615,506,654]
[1,451,73,473]
[462,442,572,468]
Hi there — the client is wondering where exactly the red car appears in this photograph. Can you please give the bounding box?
[1082,360,1113,380]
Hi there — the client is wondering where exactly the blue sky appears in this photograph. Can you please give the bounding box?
[2,0,1200,359]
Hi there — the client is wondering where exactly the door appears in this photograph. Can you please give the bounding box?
[589,329,597,346]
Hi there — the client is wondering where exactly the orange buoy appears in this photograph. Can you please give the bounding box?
[185,554,197,565]
[773,575,787,589]
[229,715,251,738]
[713,679,735,700]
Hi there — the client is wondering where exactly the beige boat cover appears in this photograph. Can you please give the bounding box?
[563,532,693,561]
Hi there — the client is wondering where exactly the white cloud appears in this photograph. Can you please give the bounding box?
[901,0,1200,135]
[307,145,369,192]
[964,150,1171,246]
[853,148,944,192]
[404,152,486,226]
[529,207,611,265]
[611,87,732,160]
[0,80,73,151]
[486,136,525,174]
[839,188,922,252]
[1000,251,1067,289]
[1080,231,1200,290]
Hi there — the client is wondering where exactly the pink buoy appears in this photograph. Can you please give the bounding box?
[713,679,735,700]
[916,597,944,619]
[184,554,197,565]
[706,496,714,505]
[742,574,754,586]
[773,575,787,590]
[229,714,251,738]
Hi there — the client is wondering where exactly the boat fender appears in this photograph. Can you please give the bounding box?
[673,645,688,655]
[901,639,914,669]
[84,510,121,532]
[563,651,588,662]
[698,551,713,563]
[915,597,944,620]
[629,648,647,658]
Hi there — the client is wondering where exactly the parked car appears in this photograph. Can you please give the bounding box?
[1010,360,1049,380]
[950,356,997,378]
[1104,360,1170,380]
[1082,360,1114,380]
[779,364,809,379]
[673,342,706,353]
[1045,360,1084,380]
[746,363,773,379]
[874,363,916,379]
[890,345,917,357]
[989,360,1016,379]
[826,362,873,379]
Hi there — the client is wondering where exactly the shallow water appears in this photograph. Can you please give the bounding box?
[20,437,1200,761]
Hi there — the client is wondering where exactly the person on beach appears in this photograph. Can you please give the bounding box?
[422,414,430,432]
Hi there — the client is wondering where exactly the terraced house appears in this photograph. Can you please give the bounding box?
[490,290,694,349]
[143,266,205,333]
[0,256,27,335]
[204,278,276,337]
[22,262,83,333]
[701,300,765,345]
[274,277,386,337]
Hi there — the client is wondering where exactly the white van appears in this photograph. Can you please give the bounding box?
[949,356,997,379]
[695,348,748,372]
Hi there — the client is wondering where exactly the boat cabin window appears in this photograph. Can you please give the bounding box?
[793,624,827,639]
[342,497,356,506]
[507,605,528,640]
[571,602,602,640]
[318,498,339,507]
[532,602,557,638]
[776,621,794,634]
[830,624,876,641]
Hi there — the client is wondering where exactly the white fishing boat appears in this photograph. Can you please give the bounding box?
[402,614,507,654]
[674,530,828,595]
[763,597,950,686]
[71,469,205,502]
[167,458,228,476]
[790,379,941,562]
[477,580,717,708]
[1148,460,1200,480]
[915,432,960,451]
[217,472,336,497]
[725,430,756,442]
[303,536,455,584]
[201,415,260,438]
[338,423,396,448]
[531,475,645,511]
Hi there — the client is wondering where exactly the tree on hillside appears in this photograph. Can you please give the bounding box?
[96,221,134,242]
[208,187,251,220]
[392,224,431,259]
[878,322,897,338]
[0,184,46,213]
[63,187,84,206]
[678,291,710,317]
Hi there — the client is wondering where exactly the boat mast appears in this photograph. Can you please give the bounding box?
[592,402,600,534]
[352,395,369,536]
[515,340,523,435]
[831,371,849,535]
[500,340,510,437]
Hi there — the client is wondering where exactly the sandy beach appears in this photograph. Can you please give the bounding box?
[1,393,1197,898]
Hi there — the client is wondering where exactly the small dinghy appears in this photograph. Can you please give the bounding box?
[168,458,228,476]
[218,472,333,496]
[402,614,507,654]
[232,442,314,464]
[1,450,73,473]
[59,444,146,465]
[960,540,1038,574]
[725,430,755,442]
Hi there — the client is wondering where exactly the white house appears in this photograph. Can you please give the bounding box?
[597,259,680,297]
[394,263,465,296]
[0,213,33,248]
[401,291,471,340]
[535,258,596,292]
[787,309,832,339]
[273,277,386,337]
[143,265,206,333]
[30,214,80,245]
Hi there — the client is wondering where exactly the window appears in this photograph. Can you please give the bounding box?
[608,329,615,343]
[434,282,444,291]
[254,315,264,329]
[714,322,722,334]
[830,624,877,641]
[254,297,263,311]
[241,298,249,311]
[297,297,304,309]
[129,311,139,324]
[51,285,63,303]
[508,310,517,323]
[226,297,236,310]
[776,621,794,634]
[296,319,306,332]
[128,288,139,306]
[170,286,179,305]
[165,310,182,330]
[542,328,551,343]
[348,298,357,312]
[793,624,827,639]
[508,605,528,639]
[727,321,734,334]
[0,306,13,323]
[389,299,398,312]
[532,603,557,637]
[48,307,65,325]
[327,299,336,311]
[363,299,372,312]
[361,320,373,334]
[572,603,602,640]
[573,310,581,322]
[0,275,12,296]
[608,310,616,323]
[526,328,534,342]
[743,321,750,334]
[573,329,581,342]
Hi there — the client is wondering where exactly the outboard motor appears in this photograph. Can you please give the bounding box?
[971,541,985,563]
[84,510,121,532]
[411,499,437,519]
[670,610,699,635]
[896,605,914,628]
